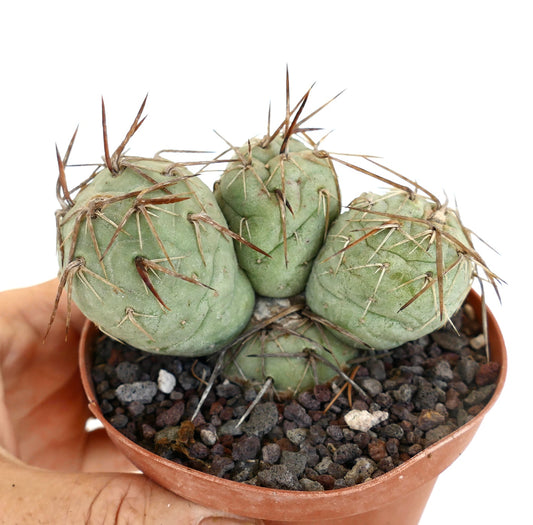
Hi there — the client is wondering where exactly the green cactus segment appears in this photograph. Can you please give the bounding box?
[223,297,357,394]
[306,190,474,351]
[59,157,255,356]
[214,137,341,298]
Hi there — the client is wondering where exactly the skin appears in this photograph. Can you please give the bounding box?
[0,280,260,525]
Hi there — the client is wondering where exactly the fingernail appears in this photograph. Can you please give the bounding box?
[199,517,263,525]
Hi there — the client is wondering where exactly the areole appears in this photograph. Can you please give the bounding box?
[79,290,506,525]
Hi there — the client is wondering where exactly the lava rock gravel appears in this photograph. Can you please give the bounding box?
[90,304,500,491]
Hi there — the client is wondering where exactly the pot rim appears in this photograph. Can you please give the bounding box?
[79,289,506,518]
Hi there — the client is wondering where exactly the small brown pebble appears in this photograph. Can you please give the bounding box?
[210,455,235,478]
[142,423,156,440]
[405,431,421,445]
[277,437,299,452]
[417,409,446,431]
[220,406,234,421]
[327,462,348,479]
[211,443,225,456]
[445,388,461,411]
[316,474,336,490]
[232,435,261,461]
[313,384,331,403]
[399,420,414,433]
[189,442,209,459]
[219,434,234,448]
[367,439,387,462]
[407,444,423,456]
[467,404,484,416]
[209,400,225,415]
[378,456,395,472]
[450,380,469,395]
[309,410,324,422]
[475,362,500,386]
[386,438,400,456]
[155,401,185,428]
[353,432,371,449]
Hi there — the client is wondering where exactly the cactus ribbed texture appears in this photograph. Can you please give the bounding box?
[215,136,340,297]
[57,156,255,356]
[223,297,356,394]
[51,87,499,399]
[306,190,474,350]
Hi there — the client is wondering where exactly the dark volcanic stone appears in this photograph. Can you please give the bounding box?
[300,478,324,491]
[432,361,454,382]
[298,391,321,410]
[155,401,185,428]
[457,357,479,384]
[115,361,140,383]
[357,377,383,397]
[333,443,362,464]
[313,384,332,403]
[216,381,241,398]
[91,300,499,493]
[475,362,500,386]
[241,402,279,437]
[262,442,281,464]
[381,424,404,440]
[417,409,446,431]
[284,401,313,427]
[464,384,497,406]
[210,455,235,477]
[425,424,456,445]
[431,330,469,351]
[326,425,344,441]
[110,413,128,429]
[258,465,301,490]
[232,435,261,461]
[414,385,439,410]
[309,424,327,445]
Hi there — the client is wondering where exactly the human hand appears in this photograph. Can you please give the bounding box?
[0,280,260,524]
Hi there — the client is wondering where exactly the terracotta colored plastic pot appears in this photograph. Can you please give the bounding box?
[79,290,506,525]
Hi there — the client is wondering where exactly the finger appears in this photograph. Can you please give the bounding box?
[1,455,262,525]
[82,428,139,473]
[0,278,86,350]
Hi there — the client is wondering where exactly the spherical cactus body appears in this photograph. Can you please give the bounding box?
[306,190,474,350]
[214,136,341,298]
[58,157,255,356]
[223,296,357,395]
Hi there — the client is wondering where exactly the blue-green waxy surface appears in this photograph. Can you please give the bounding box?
[214,137,340,298]
[306,191,473,350]
[59,158,254,356]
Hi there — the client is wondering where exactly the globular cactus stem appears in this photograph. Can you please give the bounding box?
[214,81,342,298]
[222,295,360,397]
[48,98,270,357]
[306,169,501,351]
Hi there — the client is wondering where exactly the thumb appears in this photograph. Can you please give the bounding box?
[1,454,262,525]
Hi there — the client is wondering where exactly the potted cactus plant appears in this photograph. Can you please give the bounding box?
[50,79,506,524]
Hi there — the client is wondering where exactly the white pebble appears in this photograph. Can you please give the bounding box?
[158,369,177,394]
[344,409,389,432]
[470,333,486,350]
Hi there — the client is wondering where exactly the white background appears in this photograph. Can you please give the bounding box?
[0,1,530,523]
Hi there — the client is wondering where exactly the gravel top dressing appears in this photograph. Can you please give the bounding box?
[90,301,499,492]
